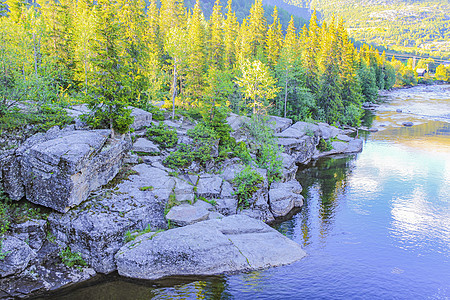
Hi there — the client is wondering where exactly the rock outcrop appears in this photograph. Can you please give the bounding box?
[0,126,131,212]
[115,215,306,280]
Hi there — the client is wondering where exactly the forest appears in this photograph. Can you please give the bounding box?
[0,0,425,137]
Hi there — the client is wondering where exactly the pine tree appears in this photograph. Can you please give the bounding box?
[265,6,282,67]
[87,0,132,135]
[276,16,298,118]
[317,20,343,123]
[208,0,224,69]
[159,0,186,38]
[302,9,320,94]
[73,0,95,90]
[117,0,147,105]
[164,26,188,119]
[185,0,206,102]
[41,0,75,86]
[247,0,266,59]
[223,0,238,69]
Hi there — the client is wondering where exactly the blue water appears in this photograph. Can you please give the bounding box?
[48,85,450,299]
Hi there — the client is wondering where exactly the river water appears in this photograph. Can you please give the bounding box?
[47,85,450,299]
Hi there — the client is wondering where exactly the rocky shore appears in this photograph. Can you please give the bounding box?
[0,107,363,298]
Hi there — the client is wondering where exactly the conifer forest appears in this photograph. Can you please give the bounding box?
[0,0,432,134]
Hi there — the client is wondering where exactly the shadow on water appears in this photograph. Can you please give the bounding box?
[32,273,231,300]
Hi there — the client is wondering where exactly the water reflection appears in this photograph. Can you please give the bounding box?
[40,275,231,300]
[294,155,356,247]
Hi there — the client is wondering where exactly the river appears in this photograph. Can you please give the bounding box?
[45,85,450,299]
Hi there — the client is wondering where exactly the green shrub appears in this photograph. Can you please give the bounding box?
[234,141,252,164]
[0,189,48,236]
[318,138,333,152]
[233,166,263,209]
[145,105,165,121]
[163,144,195,169]
[187,123,218,164]
[123,224,157,243]
[59,246,87,269]
[146,123,178,149]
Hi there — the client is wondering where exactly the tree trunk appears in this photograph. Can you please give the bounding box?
[284,68,288,118]
[172,58,177,120]
[84,39,88,92]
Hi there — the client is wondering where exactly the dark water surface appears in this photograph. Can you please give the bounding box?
[47,85,450,299]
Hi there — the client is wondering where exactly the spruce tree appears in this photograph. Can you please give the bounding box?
[223,0,238,69]
[265,6,282,67]
[185,0,206,102]
[87,0,133,135]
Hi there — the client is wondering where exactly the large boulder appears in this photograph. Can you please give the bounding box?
[129,107,152,130]
[48,164,172,274]
[269,180,304,218]
[0,236,36,277]
[267,115,293,133]
[115,215,306,280]
[3,127,131,212]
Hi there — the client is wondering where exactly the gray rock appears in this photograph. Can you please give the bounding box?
[318,123,340,140]
[65,104,90,118]
[174,178,195,203]
[0,236,36,277]
[165,204,210,226]
[132,138,160,154]
[269,180,304,218]
[215,197,238,216]
[239,185,274,223]
[10,219,47,250]
[208,211,224,220]
[220,162,245,182]
[402,121,414,127]
[193,199,214,211]
[226,113,251,142]
[14,128,131,212]
[336,134,352,142]
[0,260,96,299]
[280,135,317,165]
[48,163,171,274]
[130,107,152,130]
[131,164,176,201]
[115,215,306,280]
[396,108,402,112]
[267,116,293,133]
[197,174,223,198]
[0,151,23,200]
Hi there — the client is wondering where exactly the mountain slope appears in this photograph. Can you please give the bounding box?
[307,0,450,59]
[185,0,311,31]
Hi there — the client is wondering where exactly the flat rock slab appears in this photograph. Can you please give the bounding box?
[267,116,293,133]
[165,204,210,226]
[132,138,160,154]
[115,215,306,280]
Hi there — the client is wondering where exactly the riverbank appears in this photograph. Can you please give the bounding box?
[0,106,364,298]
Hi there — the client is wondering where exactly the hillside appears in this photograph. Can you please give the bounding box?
[305,0,450,59]
[185,0,311,31]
